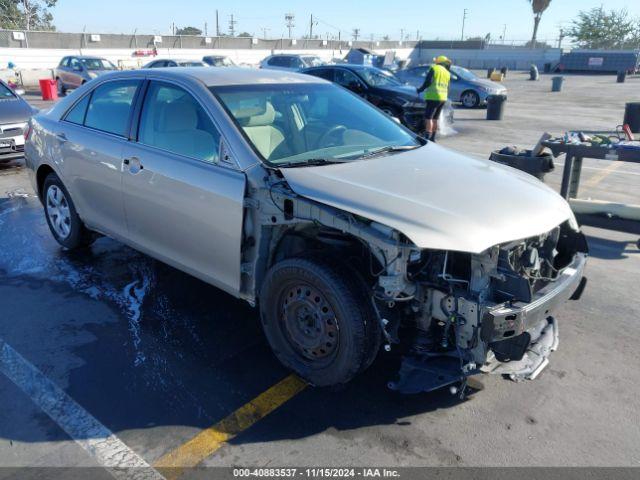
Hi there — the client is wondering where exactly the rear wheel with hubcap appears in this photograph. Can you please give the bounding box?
[43,173,95,249]
[260,257,381,386]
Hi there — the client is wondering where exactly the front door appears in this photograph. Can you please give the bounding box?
[121,80,246,294]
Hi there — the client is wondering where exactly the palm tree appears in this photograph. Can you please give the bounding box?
[528,0,552,48]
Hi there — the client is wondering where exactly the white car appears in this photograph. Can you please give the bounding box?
[259,54,324,71]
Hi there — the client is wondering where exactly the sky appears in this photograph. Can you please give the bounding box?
[51,0,640,43]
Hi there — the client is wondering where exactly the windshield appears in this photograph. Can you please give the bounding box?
[0,82,16,99]
[451,66,477,81]
[359,68,402,87]
[212,83,419,166]
[210,57,234,66]
[81,58,116,70]
[303,56,323,67]
[179,61,206,67]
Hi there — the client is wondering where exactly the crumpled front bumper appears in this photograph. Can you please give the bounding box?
[481,252,587,345]
[480,252,587,380]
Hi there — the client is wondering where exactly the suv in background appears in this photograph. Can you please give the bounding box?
[202,55,236,67]
[55,56,117,96]
[259,54,324,72]
[143,59,207,68]
[303,64,425,131]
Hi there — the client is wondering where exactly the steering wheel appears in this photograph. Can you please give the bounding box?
[317,125,347,148]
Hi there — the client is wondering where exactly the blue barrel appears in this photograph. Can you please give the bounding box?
[551,76,564,92]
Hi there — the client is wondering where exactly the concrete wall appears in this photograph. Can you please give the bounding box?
[408,47,562,70]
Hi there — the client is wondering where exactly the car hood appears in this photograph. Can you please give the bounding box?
[280,143,574,253]
[0,98,32,124]
[377,84,420,98]
[471,78,507,92]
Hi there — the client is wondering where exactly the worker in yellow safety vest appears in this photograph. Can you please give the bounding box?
[416,55,452,142]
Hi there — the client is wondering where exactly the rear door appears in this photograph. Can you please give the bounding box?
[57,78,142,236]
[121,80,246,294]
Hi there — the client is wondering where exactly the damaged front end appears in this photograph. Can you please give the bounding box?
[381,222,588,394]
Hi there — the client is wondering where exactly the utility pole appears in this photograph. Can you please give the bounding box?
[204,22,208,36]
[461,8,468,41]
[502,24,506,44]
[352,28,360,41]
[309,14,316,39]
[558,28,565,49]
[228,14,237,37]
[285,13,295,39]
[215,10,220,36]
[400,28,404,42]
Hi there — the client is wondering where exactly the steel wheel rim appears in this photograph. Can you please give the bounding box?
[462,92,477,107]
[281,283,339,360]
[46,185,71,239]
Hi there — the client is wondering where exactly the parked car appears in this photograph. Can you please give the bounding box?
[396,65,507,108]
[303,64,425,131]
[55,56,117,96]
[202,55,236,67]
[0,79,37,163]
[24,68,587,393]
[259,54,324,71]
[143,59,207,68]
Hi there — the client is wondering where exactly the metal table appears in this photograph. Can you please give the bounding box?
[542,135,640,240]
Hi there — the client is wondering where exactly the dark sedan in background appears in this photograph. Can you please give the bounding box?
[0,79,36,162]
[302,64,425,131]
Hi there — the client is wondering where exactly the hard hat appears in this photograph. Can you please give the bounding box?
[434,55,451,65]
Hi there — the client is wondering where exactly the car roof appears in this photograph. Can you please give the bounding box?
[74,56,108,60]
[305,64,373,71]
[118,67,326,86]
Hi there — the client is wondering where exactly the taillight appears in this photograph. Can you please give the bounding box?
[24,123,32,141]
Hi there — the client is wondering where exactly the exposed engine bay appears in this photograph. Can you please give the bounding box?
[242,173,589,394]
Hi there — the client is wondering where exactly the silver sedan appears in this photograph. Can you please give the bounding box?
[24,68,586,391]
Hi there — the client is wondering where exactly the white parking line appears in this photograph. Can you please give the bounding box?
[0,337,165,480]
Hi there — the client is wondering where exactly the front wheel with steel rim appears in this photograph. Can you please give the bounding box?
[260,257,381,386]
[43,172,94,249]
[461,90,480,108]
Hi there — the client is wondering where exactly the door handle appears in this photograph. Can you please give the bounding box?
[123,156,144,172]
[56,132,67,143]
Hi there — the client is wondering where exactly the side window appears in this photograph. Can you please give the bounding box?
[310,69,334,81]
[292,58,304,69]
[84,80,139,136]
[335,69,361,88]
[138,82,221,163]
[64,95,91,125]
[59,57,69,67]
[70,58,81,71]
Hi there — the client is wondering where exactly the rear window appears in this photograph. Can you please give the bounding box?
[83,80,139,136]
[64,95,90,124]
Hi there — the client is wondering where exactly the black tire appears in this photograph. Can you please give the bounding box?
[42,172,95,250]
[259,257,381,386]
[56,78,66,96]
[460,90,480,108]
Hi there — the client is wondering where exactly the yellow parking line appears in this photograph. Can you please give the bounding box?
[582,161,624,189]
[154,374,307,479]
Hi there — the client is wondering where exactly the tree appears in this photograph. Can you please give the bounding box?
[527,0,551,48]
[175,26,202,36]
[0,0,57,30]
[568,7,638,49]
[236,31,252,38]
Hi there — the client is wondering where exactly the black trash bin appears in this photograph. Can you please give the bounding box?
[500,66,508,77]
[486,94,507,120]
[617,71,627,83]
[551,76,564,92]
[624,102,640,133]
[489,148,554,181]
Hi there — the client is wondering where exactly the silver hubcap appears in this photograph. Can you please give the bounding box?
[46,185,71,239]
[462,92,477,107]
